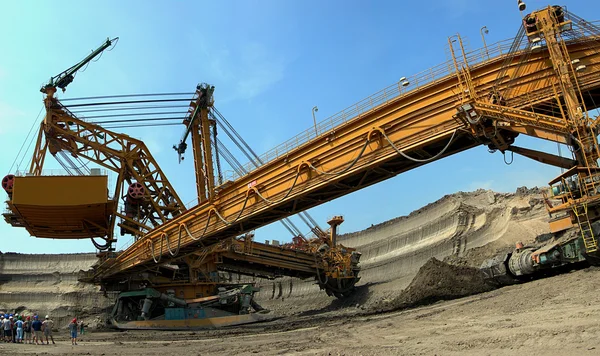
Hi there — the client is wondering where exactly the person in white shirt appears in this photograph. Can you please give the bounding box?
[3,316,13,342]
[41,315,55,345]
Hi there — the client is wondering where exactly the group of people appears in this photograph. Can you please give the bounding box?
[1,313,83,345]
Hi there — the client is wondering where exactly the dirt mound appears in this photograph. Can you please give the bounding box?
[443,240,515,268]
[375,258,495,312]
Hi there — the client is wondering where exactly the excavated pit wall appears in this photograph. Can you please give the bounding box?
[251,189,550,314]
[0,253,113,328]
[0,189,549,321]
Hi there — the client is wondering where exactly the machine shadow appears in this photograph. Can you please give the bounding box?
[296,282,379,317]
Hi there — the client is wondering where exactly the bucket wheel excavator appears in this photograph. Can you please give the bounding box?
[1,38,360,328]
[4,3,600,327]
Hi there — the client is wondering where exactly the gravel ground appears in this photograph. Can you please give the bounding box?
[2,266,600,355]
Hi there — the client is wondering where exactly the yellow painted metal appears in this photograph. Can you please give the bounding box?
[12,90,188,245]
[549,215,573,233]
[12,175,107,206]
[191,119,206,202]
[91,13,600,279]
[532,6,600,253]
[6,176,115,239]
[28,124,48,176]
[187,85,217,203]
[200,106,216,201]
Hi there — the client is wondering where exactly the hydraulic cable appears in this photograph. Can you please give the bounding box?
[212,193,251,226]
[306,137,371,176]
[381,129,458,163]
[164,231,182,256]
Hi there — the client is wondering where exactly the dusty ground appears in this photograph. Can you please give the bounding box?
[4,188,598,355]
[2,266,600,355]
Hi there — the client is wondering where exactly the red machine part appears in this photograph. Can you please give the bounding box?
[127,182,145,201]
[2,174,15,193]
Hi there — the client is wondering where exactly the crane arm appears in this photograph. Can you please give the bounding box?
[173,83,215,162]
[41,37,118,94]
[29,96,186,242]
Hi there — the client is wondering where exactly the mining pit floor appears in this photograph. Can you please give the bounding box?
[3,267,600,356]
[2,188,598,355]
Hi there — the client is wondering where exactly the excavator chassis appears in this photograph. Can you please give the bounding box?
[83,235,361,330]
[480,227,592,286]
[108,285,275,331]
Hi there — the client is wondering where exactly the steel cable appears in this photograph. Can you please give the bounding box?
[381,129,458,163]
[164,231,181,256]
[306,137,371,176]
[213,193,251,226]
[61,92,195,102]
[9,106,44,174]
[252,167,303,205]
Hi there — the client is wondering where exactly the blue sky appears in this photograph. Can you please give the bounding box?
[1,0,599,253]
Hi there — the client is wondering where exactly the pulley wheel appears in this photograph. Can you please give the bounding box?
[128,182,145,200]
[2,174,14,193]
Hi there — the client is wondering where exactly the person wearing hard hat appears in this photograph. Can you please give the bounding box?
[6,316,14,343]
[42,315,55,345]
[31,315,43,345]
[68,318,78,345]
[1,314,9,342]
[23,316,32,344]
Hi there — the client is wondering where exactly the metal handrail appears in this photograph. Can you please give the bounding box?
[231,20,600,180]
[12,168,108,177]
[231,38,516,179]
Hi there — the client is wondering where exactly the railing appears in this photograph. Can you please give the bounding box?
[184,197,199,210]
[229,19,600,181]
[12,168,109,177]
[231,38,520,180]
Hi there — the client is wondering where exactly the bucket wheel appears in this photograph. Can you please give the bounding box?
[321,273,361,299]
[315,244,361,299]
